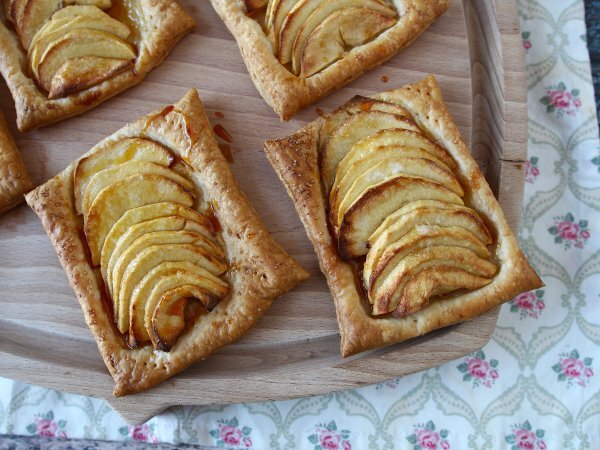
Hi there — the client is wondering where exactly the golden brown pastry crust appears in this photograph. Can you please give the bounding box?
[26,89,309,396]
[264,75,543,356]
[0,110,33,214]
[209,0,451,120]
[0,0,195,131]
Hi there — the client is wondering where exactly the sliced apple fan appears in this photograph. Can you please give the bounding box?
[26,90,307,395]
[264,75,542,356]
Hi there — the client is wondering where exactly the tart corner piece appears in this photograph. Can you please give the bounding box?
[264,74,542,357]
[0,0,196,131]
[210,0,451,120]
[0,109,33,215]
[26,88,309,396]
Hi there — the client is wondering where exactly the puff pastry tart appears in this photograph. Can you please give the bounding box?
[265,75,543,356]
[0,110,33,214]
[26,89,309,395]
[0,0,195,131]
[210,0,450,120]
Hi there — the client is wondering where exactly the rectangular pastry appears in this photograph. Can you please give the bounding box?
[0,109,33,214]
[0,0,195,131]
[210,0,451,120]
[26,89,309,395]
[264,75,543,356]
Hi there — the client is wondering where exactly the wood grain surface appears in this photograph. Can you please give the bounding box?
[0,0,527,424]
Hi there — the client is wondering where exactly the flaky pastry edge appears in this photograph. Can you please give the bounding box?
[264,75,543,356]
[210,0,451,120]
[26,88,309,395]
[0,0,196,131]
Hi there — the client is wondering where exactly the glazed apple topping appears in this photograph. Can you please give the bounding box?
[73,132,230,351]
[6,0,137,98]
[319,96,497,318]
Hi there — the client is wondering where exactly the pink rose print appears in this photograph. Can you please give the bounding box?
[522,31,532,50]
[510,290,545,319]
[308,421,351,450]
[553,350,594,387]
[26,412,67,439]
[505,422,546,450]
[457,350,499,388]
[524,157,540,184]
[548,213,590,249]
[119,423,158,443]
[540,82,582,117]
[210,418,253,448]
[407,421,450,449]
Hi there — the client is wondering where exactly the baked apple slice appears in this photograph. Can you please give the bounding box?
[300,7,395,77]
[36,28,136,93]
[368,201,494,253]
[321,111,420,191]
[338,176,463,258]
[330,157,463,228]
[116,243,228,333]
[267,0,297,50]
[9,0,61,49]
[393,268,492,318]
[291,0,396,74]
[81,161,195,214]
[371,246,497,315]
[74,138,175,214]
[364,225,491,297]
[100,202,217,279]
[83,174,195,265]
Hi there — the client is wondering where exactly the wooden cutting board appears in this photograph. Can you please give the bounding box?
[0,0,527,424]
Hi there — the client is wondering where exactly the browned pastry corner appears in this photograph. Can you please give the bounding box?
[210,0,451,120]
[0,109,33,214]
[0,0,196,131]
[26,89,309,396]
[264,75,542,357]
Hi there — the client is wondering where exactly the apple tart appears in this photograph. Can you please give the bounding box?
[210,0,450,120]
[26,89,309,395]
[265,75,543,356]
[0,0,195,131]
[0,110,33,215]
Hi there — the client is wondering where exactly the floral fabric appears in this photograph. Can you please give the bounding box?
[1,0,599,448]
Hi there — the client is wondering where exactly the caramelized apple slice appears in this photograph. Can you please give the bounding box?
[338,176,463,259]
[11,0,61,49]
[101,202,217,278]
[74,138,174,214]
[82,161,195,215]
[393,267,492,318]
[331,157,463,228]
[294,1,396,75]
[104,215,216,289]
[84,174,195,265]
[29,9,131,76]
[365,225,491,297]
[37,28,135,93]
[116,243,228,333]
[321,111,420,192]
[269,0,301,55]
[371,246,497,315]
[368,201,494,253]
[129,261,228,346]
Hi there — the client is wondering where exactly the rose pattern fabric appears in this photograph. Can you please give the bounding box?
[552,350,594,388]
[457,350,499,388]
[540,82,582,117]
[308,421,351,450]
[548,213,590,249]
[118,423,158,443]
[524,157,540,184]
[209,418,252,448]
[25,411,67,439]
[0,1,599,448]
[505,422,546,450]
[406,421,450,450]
[510,290,545,319]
